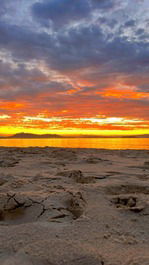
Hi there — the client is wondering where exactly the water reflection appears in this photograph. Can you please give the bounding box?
[0,138,149,149]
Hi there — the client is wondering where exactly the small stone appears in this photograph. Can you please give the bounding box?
[127,197,136,207]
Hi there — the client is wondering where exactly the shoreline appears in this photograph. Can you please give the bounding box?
[0,137,149,150]
[0,146,149,151]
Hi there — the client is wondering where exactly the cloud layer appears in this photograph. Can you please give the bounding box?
[0,0,149,134]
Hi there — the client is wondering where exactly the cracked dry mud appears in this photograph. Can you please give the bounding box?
[0,147,149,264]
[0,191,86,225]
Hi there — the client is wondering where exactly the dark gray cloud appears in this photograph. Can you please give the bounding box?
[124,20,136,28]
[0,0,148,123]
[32,0,116,27]
[0,0,10,15]
[0,0,19,17]
[0,61,74,101]
[0,18,148,75]
[136,28,145,35]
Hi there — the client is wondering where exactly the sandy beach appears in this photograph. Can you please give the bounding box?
[0,147,149,265]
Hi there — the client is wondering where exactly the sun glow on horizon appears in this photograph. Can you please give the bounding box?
[1,114,149,137]
[0,1,149,139]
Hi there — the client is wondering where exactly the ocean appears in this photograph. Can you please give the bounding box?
[0,137,149,149]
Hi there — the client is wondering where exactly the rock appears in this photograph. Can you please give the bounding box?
[127,197,136,207]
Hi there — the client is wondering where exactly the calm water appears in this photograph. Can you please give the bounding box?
[0,138,149,149]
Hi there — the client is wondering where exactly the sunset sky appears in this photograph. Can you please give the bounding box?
[0,0,149,136]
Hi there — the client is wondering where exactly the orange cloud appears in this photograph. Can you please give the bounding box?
[77,80,95,87]
[1,102,25,110]
[97,86,149,100]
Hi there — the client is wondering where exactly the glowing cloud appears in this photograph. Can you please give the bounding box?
[0,0,149,136]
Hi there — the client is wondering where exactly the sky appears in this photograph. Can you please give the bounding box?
[0,0,149,136]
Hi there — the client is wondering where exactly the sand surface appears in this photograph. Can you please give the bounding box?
[0,147,149,265]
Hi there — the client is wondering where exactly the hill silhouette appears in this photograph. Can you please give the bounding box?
[0,133,149,139]
[0,133,62,139]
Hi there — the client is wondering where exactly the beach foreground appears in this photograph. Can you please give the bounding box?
[0,147,149,265]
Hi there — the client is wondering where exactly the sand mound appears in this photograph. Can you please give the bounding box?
[51,149,77,161]
[57,170,96,183]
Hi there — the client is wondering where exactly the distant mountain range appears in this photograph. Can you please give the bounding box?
[0,132,149,139]
[0,133,62,139]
